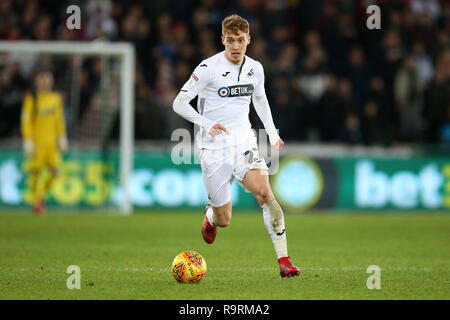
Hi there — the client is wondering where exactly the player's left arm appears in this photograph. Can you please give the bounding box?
[252,62,284,150]
[55,93,68,152]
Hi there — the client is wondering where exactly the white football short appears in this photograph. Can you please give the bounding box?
[198,134,269,207]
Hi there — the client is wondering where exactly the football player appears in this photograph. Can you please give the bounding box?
[173,14,300,278]
[21,69,68,215]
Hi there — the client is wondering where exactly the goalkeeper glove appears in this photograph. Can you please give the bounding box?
[23,139,34,156]
[59,137,68,152]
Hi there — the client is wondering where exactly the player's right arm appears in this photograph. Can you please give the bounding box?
[172,63,229,136]
[252,61,283,150]
[21,93,35,156]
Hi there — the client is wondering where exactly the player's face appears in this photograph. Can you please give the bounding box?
[222,30,250,65]
[36,72,54,92]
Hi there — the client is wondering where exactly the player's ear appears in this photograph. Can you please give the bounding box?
[247,34,251,45]
[221,35,225,46]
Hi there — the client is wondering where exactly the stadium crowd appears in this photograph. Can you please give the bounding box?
[0,0,449,145]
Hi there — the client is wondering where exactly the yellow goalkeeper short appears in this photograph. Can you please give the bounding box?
[28,145,61,171]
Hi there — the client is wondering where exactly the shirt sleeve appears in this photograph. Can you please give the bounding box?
[253,61,266,98]
[21,94,34,140]
[173,61,216,132]
[55,93,67,138]
[179,61,211,100]
[252,61,280,145]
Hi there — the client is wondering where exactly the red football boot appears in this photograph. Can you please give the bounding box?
[278,256,300,278]
[32,198,46,216]
[201,205,217,244]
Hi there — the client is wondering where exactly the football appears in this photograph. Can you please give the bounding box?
[171,250,207,284]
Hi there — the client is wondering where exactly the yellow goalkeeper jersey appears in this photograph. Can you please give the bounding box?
[21,91,67,147]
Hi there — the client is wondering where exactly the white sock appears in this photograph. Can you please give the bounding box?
[262,199,288,259]
[206,206,216,226]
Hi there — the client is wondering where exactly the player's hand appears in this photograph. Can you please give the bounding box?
[59,137,68,152]
[23,139,34,156]
[273,138,284,151]
[209,123,230,136]
[268,131,283,150]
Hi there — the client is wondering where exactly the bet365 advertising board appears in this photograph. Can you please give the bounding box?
[273,156,450,211]
[0,150,449,211]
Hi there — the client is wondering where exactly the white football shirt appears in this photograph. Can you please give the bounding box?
[180,51,266,149]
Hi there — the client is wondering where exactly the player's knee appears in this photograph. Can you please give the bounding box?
[50,167,59,176]
[257,187,273,205]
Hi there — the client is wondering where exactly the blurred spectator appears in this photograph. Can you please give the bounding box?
[380,29,405,88]
[439,106,450,144]
[268,74,297,141]
[0,62,26,137]
[317,74,341,142]
[337,78,357,116]
[361,101,387,146]
[366,76,395,144]
[247,37,271,71]
[394,55,425,141]
[135,83,165,139]
[410,0,441,23]
[0,0,17,39]
[423,50,450,142]
[20,1,39,39]
[412,42,434,85]
[295,41,328,137]
[339,112,363,145]
[346,45,369,108]
[85,0,118,40]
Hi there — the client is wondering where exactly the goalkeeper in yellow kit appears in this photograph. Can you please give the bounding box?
[21,70,68,215]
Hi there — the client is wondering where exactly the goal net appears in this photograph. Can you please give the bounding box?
[0,41,134,214]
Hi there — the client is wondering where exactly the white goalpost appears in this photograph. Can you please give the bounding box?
[0,41,135,214]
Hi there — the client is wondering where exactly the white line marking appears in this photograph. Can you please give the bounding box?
[5,266,447,273]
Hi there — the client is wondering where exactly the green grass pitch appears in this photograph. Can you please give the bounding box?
[0,210,449,300]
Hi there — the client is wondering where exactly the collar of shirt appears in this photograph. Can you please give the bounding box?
[221,51,245,68]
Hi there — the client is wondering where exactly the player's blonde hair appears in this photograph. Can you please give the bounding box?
[222,14,250,36]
